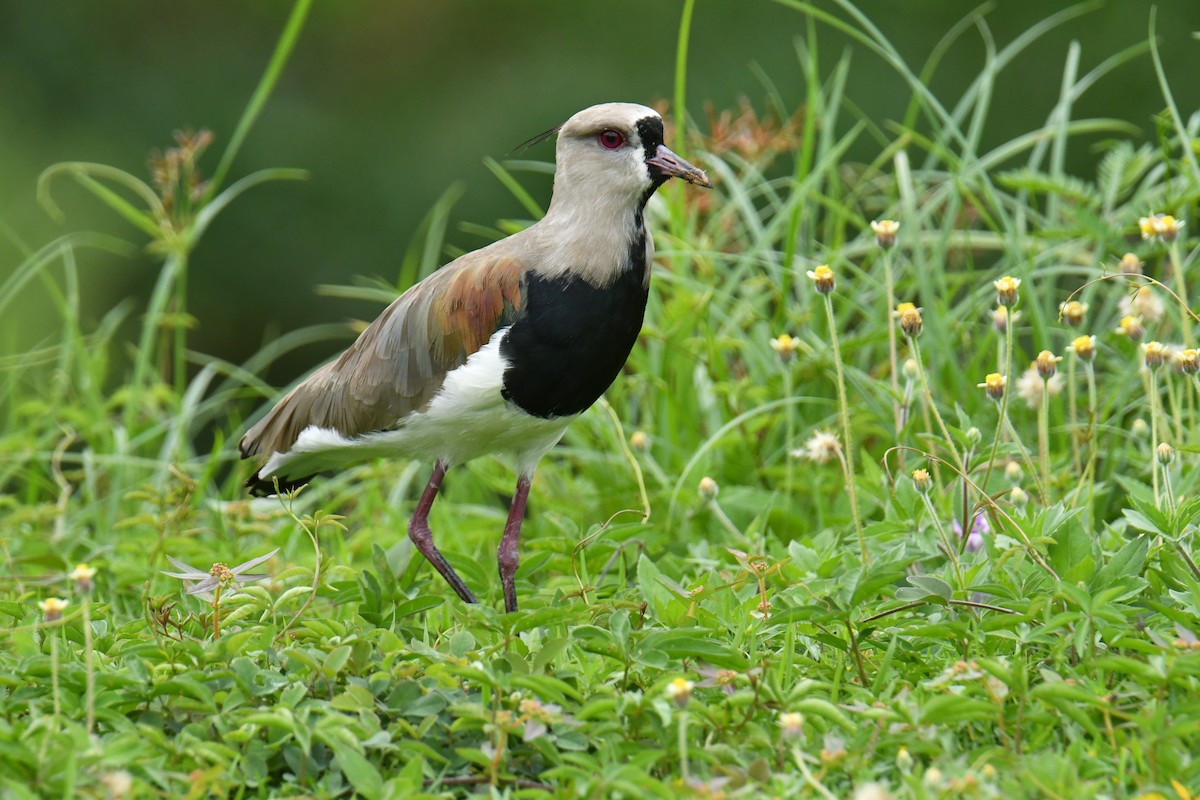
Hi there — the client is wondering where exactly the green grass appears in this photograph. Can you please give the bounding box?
[4,2,1200,797]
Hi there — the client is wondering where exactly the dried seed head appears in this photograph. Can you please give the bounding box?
[1005,461,1022,484]
[978,373,1006,400]
[870,219,899,248]
[1176,348,1200,375]
[795,430,841,464]
[1156,442,1175,465]
[38,597,68,622]
[1035,350,1062,379]
[1115,315,1145,342]
[1118,253,1144,275]
[1143,341,1168,369]
[1121,286,1164,323]
[770,333,799,361]
[807,265,836,294]
[1059,300,1087,328]
[896,302,923,337]
[698,476,719,500]
[1070,335,1096,362]
[911,469,932,494]
[994,276,1021,307]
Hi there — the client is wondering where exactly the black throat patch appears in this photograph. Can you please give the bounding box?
[499,265,650,419]
[636,116,669,199]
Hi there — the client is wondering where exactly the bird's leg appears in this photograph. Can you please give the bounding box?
[497,473,532,613]
[408,461,477,604]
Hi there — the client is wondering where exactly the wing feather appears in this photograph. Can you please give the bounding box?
[239,250,526,460]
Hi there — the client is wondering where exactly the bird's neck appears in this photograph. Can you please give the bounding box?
[534,191,651,288]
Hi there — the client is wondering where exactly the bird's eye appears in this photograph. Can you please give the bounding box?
[597,129,626,149]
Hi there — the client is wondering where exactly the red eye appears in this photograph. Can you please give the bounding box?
[598,129,625,149]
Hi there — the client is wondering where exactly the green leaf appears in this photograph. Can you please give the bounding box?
[1047,514,1094,584]
[331,743,383,800]
[1092,535,1148,588]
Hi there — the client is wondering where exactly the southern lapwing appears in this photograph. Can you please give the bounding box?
[239,103,711,612]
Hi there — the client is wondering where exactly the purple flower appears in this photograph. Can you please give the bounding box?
[951,514,989,553]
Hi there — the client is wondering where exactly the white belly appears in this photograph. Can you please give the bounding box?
[257,329,575,482]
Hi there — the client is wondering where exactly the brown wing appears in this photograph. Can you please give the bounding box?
[239,250,526,460]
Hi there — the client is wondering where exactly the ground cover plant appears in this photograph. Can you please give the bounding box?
[3,1,1200,797]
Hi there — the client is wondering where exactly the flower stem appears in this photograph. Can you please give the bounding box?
[979,317,1016,498]
[920,493,964,590]
[82,596,95,735]
[822,294,867,563]
[1149,369,1161,506]
[1038,378,1052,495]
[908,337,965,475]
[678,710,690,782]
[883,249,902,449]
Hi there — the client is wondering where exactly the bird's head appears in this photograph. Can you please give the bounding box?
[549,103,711,212]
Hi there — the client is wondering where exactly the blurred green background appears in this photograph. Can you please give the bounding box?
[2,0,1198,381]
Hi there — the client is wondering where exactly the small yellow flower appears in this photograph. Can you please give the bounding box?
[1176,348,1200,375]
[1115,315,1145,342]
[778,711,804,739]
[70,563,97,593]
[896,302,923,337]
[665,677,694,707]
[38,597,68,622]
[1059,300,1087,328]
[629,431,648,450]
[1140,213,1185,242]
[991,305,1019,333]
[807,265,836,294]
[1070,335,1096,362]
[1118,252,1144,275]
[994,276,1021,307]
[870,219,899,248]
[770,333,799,361]
[1143,340,1168,369]
[978,373,1006,400]
[698,476,718,500]
[895,746,914,771]
[1156,442,1175,465]
[1035,350,1062,380]
[911,469,932,494]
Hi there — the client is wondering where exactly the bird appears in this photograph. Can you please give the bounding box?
[239,102,711,612]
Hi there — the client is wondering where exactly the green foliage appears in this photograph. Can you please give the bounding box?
[3,1,1200,797]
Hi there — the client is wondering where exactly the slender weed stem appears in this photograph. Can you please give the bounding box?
[1038,380,1052,495]
[822,294,867,563]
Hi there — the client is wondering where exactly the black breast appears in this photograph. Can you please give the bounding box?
[500,251,649,418]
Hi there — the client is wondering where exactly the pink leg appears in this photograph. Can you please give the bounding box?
[497,474,532,613]
[408,461,476,604]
